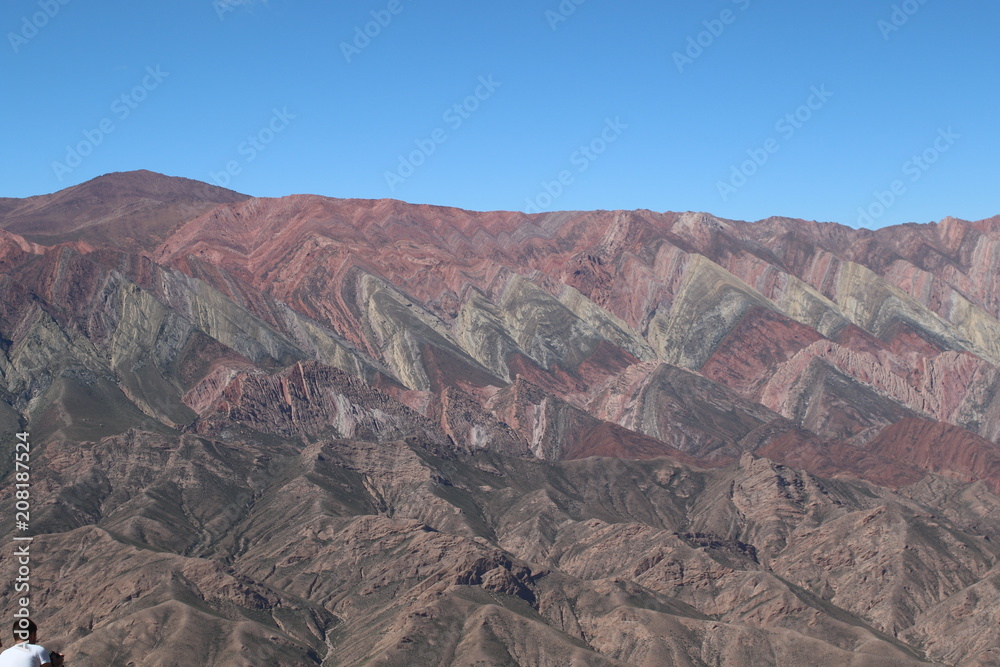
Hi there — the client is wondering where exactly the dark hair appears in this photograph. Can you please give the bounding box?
[12,618,35,640]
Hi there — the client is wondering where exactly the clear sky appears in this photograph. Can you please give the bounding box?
[2,0,997,228]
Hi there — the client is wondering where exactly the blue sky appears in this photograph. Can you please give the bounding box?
[1,0,997,228]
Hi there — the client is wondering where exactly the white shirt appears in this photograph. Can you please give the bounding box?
[0,643,50,667]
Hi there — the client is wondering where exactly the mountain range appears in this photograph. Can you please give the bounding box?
[1,170,998,666]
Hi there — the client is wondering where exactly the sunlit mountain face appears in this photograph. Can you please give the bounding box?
[1,170,998,665]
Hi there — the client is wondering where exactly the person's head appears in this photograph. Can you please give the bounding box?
[12,618,36,644]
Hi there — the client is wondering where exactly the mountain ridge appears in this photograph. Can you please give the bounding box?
[1,170,999,665]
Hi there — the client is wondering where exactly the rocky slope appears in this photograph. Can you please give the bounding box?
[0,171,998,665]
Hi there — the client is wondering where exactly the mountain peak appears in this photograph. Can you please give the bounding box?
[66,169,247,202]
[0,170,250,251]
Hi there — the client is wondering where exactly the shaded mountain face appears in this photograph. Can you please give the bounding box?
[1,171,999,665]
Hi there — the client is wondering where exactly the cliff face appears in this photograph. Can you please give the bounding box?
[1,171,999,665]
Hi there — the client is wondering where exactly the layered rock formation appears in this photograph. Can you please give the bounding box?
[0,171,998,665]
